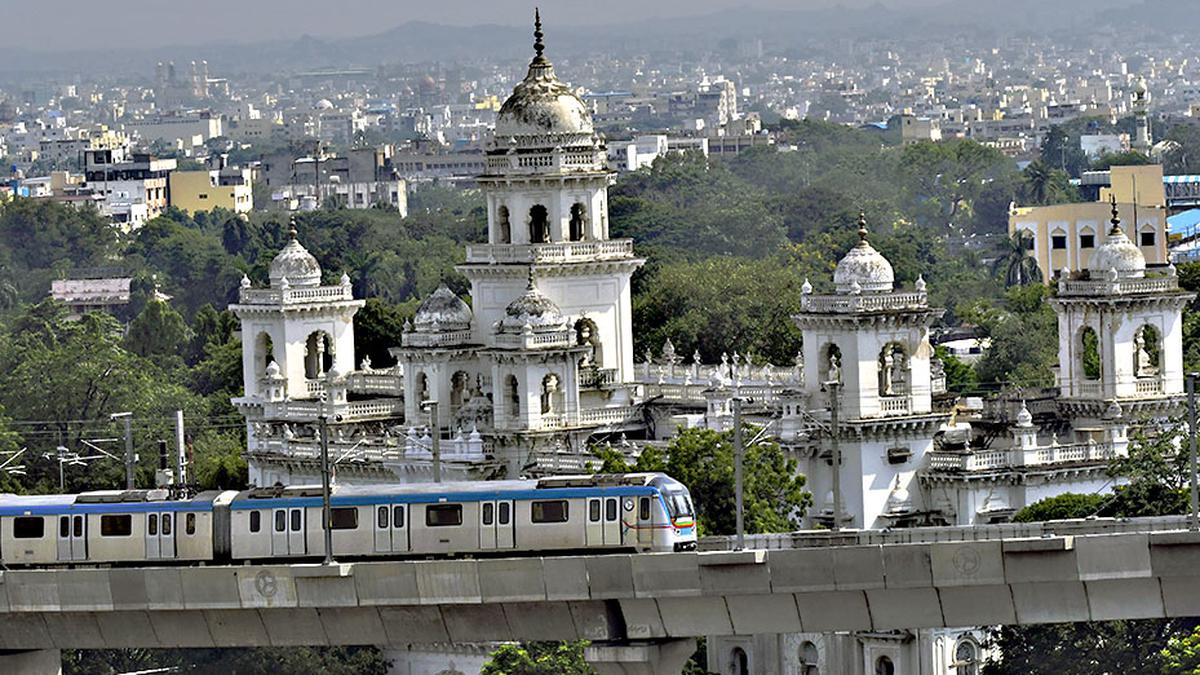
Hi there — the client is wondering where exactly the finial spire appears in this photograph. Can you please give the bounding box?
[856,210,869,244]
[533,8,545,61]
[288,216,298,241]
[1109,193,1122,234]
[527,266,536,289]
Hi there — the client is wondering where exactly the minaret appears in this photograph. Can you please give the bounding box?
[793,212,946,528]
[1133,77,1151,154]
[457,12,643,384]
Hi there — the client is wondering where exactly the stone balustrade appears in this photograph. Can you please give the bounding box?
[239,285,355,305]
[1058,275,1178,297]
[465,239,634,264]
[927,441,1117,472]
[800,291,928,314]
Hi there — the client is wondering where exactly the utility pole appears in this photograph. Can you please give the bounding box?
[56,446,67,492]
[175,410,187,487]
[425,400,442,483]
[733,397,745,550]
[827,381,843,532]
[1189,374,1198,531]
[112,412,134,490]
[318,398,334,565]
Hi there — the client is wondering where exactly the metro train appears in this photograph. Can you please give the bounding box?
[0,473,697,566]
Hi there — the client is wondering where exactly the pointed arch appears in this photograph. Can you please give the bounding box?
[569,202,587,241]
[529,204,549,243]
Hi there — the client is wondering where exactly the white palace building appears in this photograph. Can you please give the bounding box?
[228,16,1194,675]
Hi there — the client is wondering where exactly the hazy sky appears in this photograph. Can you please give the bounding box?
[7,0,945,52]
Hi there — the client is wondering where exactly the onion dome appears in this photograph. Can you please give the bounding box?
[833,212,894,294]
[269,221,322,288]
[1089,197,1145,280]
[1015,401,1033,428]
[413,283,473,332]
[265,360,283,380]
[499,273,565,332]
[494,10,593,140]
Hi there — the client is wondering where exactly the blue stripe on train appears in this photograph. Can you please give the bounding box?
[229,486,661,510]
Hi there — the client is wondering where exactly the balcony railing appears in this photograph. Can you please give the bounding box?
[465,239,635,264]
[580,368,619,389]
[492,330,572,350]
[1058,275,1178,297]
[799,291,928,314]
[1134,378,1163,396]
[927,441,1117,472]
[402,330,475,348]
[878,396,912,416]
[238,285,355,305]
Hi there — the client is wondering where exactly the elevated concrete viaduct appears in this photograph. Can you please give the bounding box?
[3,527,1200,673]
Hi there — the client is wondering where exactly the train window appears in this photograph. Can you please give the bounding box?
[531,500,569,524]
[162,514,172,536]
[605,498,617,522]
[148,514,158,536]
[639,497,651,520]
[589,500,601,523]
[59,516,69,538]
[393,506,405,528]
[499,502,510,525]
[249,511,261,533]
[377,506,389,529]
[73,516,83,538]
[290,510,302,532]
[426,504,463,527]
[100,515,132,537]
[482,503,494,526]
[14,516,44,539]
[186,513,196,535]
[330,508,358,530]
[274,511,286,532]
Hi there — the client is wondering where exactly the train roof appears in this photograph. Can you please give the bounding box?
[0,490,225,516]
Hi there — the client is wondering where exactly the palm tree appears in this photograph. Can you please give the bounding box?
[1023,160,1054,205]
[994,232,1043,287]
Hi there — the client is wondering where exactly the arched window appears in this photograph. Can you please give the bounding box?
[497,205,511,244]
[506,375,520,418]
[1079,326,1100,381]
[875,656,895,675]
[879,343,909,396]
[529,204,549,243]
[255,332,275,380]
[450,371,470,409]
[954,640,979,675]
[575,317,602,367]
[729,647,748,675]
[823,344,843,384]
[799,641,820,675]
[304,332,333,379]
[569,202,587,241]
[541,373,560,415]
[1134,324,1161,377]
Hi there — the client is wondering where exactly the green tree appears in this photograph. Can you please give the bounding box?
[482,641,595,675]
[663,427,811,535]
[1021,160,1079,205]
[125,299,192,359]
[992,232,1042,288]
[1163,625,1200,674]
[897,139,1011,233]
[985,620,1191,675]
[965,285,1058,388]
[354,298,415,368]
[1011,493,1106,522]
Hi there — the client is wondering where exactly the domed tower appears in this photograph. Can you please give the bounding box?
[458,11,643,387]
[394,283,481,426]
[230,222,363,400]
[792,213,946,528]
[1052,197,1193,417]
[485,273,585,432]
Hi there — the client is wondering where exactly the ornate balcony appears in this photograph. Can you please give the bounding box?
[465,239,634,264]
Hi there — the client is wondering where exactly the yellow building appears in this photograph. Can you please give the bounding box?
[1009,165,1168,281]
[168,170,252,215]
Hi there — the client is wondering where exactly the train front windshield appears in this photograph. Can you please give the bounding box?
[663,489,695,521]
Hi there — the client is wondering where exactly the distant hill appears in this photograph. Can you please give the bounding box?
[0,0,1176,81]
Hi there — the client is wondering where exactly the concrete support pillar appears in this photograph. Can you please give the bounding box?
[584,639,695,675]
[0,650,62,675]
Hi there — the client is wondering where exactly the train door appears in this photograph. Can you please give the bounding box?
[602,497,621,546]
[374,505,391,553]
[479,501,497,550]
[496,500,514,549]
[57,514,86,561]
[287,508,305,555]
[271,508,289,555]
[636,496,654,550]
[159,512,175,558]
[585,498,603,547]
[390,505,409,553]
[146,513,160,559]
